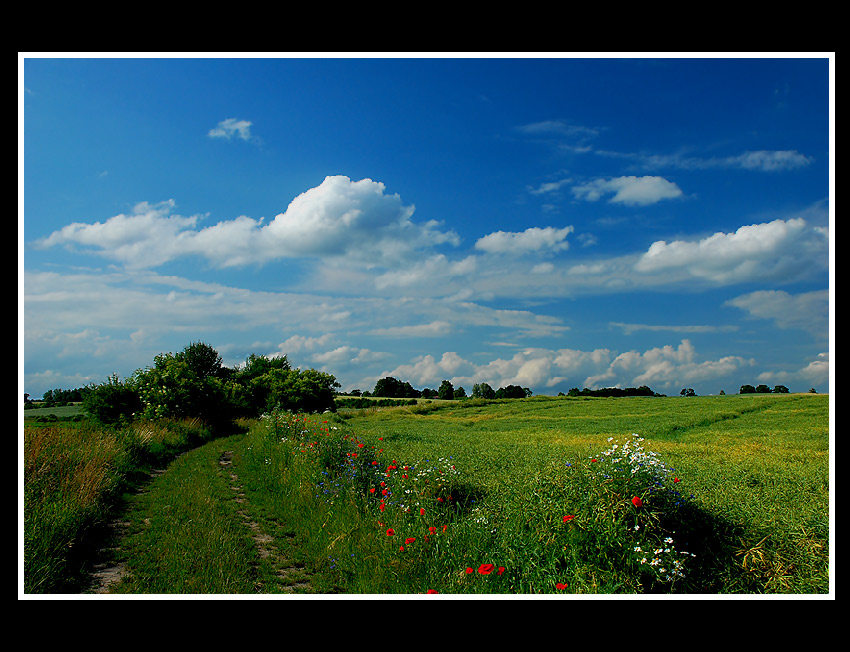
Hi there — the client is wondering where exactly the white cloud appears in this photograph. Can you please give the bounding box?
[634,217,828,283]
[35,176,460,270]
[475,226,574,255]
[377,339,758,395]
[725,289,829,338]
[208,118,253,141]
[36,200,201,269]
[572,176,683,206]
[583,339,754,390]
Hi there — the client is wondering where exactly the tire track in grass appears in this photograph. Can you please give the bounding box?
[86,464,172,594]
[218,450,315,593]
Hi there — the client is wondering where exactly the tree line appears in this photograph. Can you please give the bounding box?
[358,377,532,401]
[47,342,340,430]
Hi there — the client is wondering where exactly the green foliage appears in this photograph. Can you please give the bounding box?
[132,348,234,427]
[249,367,340,414]
[83,374,143,426]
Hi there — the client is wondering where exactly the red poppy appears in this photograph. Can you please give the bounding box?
[420,508,426,516]
[563,515,575,523]
[478,564,495,575]
[591,458,598,463]
[405,537,416,544]
[556,583,568,590]
[369,487,376,493]
[426,589,438,594]
[632,496,643,508]
[465,567,473,574]
[386,528,395,536]
[673,477,680,483]
[429,526,437,535]
[497,566,505,575]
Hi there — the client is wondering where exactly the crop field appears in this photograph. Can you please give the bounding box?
[23,393,831,595]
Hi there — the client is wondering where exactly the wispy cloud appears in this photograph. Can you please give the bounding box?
[208,118,254,141]
[610,322,738,335]
[725,289,829,339]
[597,148,814,172]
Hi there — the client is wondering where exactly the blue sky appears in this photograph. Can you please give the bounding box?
[21,55,833,399]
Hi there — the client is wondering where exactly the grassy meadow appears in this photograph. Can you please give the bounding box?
[23,392,830,595]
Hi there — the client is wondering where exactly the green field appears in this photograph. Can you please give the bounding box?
[23,393,831,595]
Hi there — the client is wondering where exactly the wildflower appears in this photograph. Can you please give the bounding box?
[465,567,473,574]
[429,526,437,535]
[497,566,506,575]
[426,589,438,594]
[420,508,426,516]
[386,528,395,536]
[632,496,643,508]
[563,515,575,523]
[556,583,568,590]
[478,564,496,575]
[405,537,416,544]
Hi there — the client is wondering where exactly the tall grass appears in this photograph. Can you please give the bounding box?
[228,394,829,594]
[23,418,216,593]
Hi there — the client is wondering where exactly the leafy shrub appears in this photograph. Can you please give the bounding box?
[83,374,143,426]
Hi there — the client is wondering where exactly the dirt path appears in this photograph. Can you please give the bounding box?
[85,446,316,594]
[218,450,315,593]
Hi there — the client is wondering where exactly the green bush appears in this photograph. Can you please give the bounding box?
[83,374,143,426]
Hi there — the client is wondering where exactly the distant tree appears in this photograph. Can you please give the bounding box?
[421,388,436,399]
[680,388,696,397]
[454,386,467,398]
[808,387,818,393]
[373,377,419,398]
[773,385,790,394]
[438,380,455,400]
[495,385,527,399]
[755,384,772,394]
[739,384,756,394]
[374,377,404,398]
[472,382,496,399]
[719,389,726,395]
